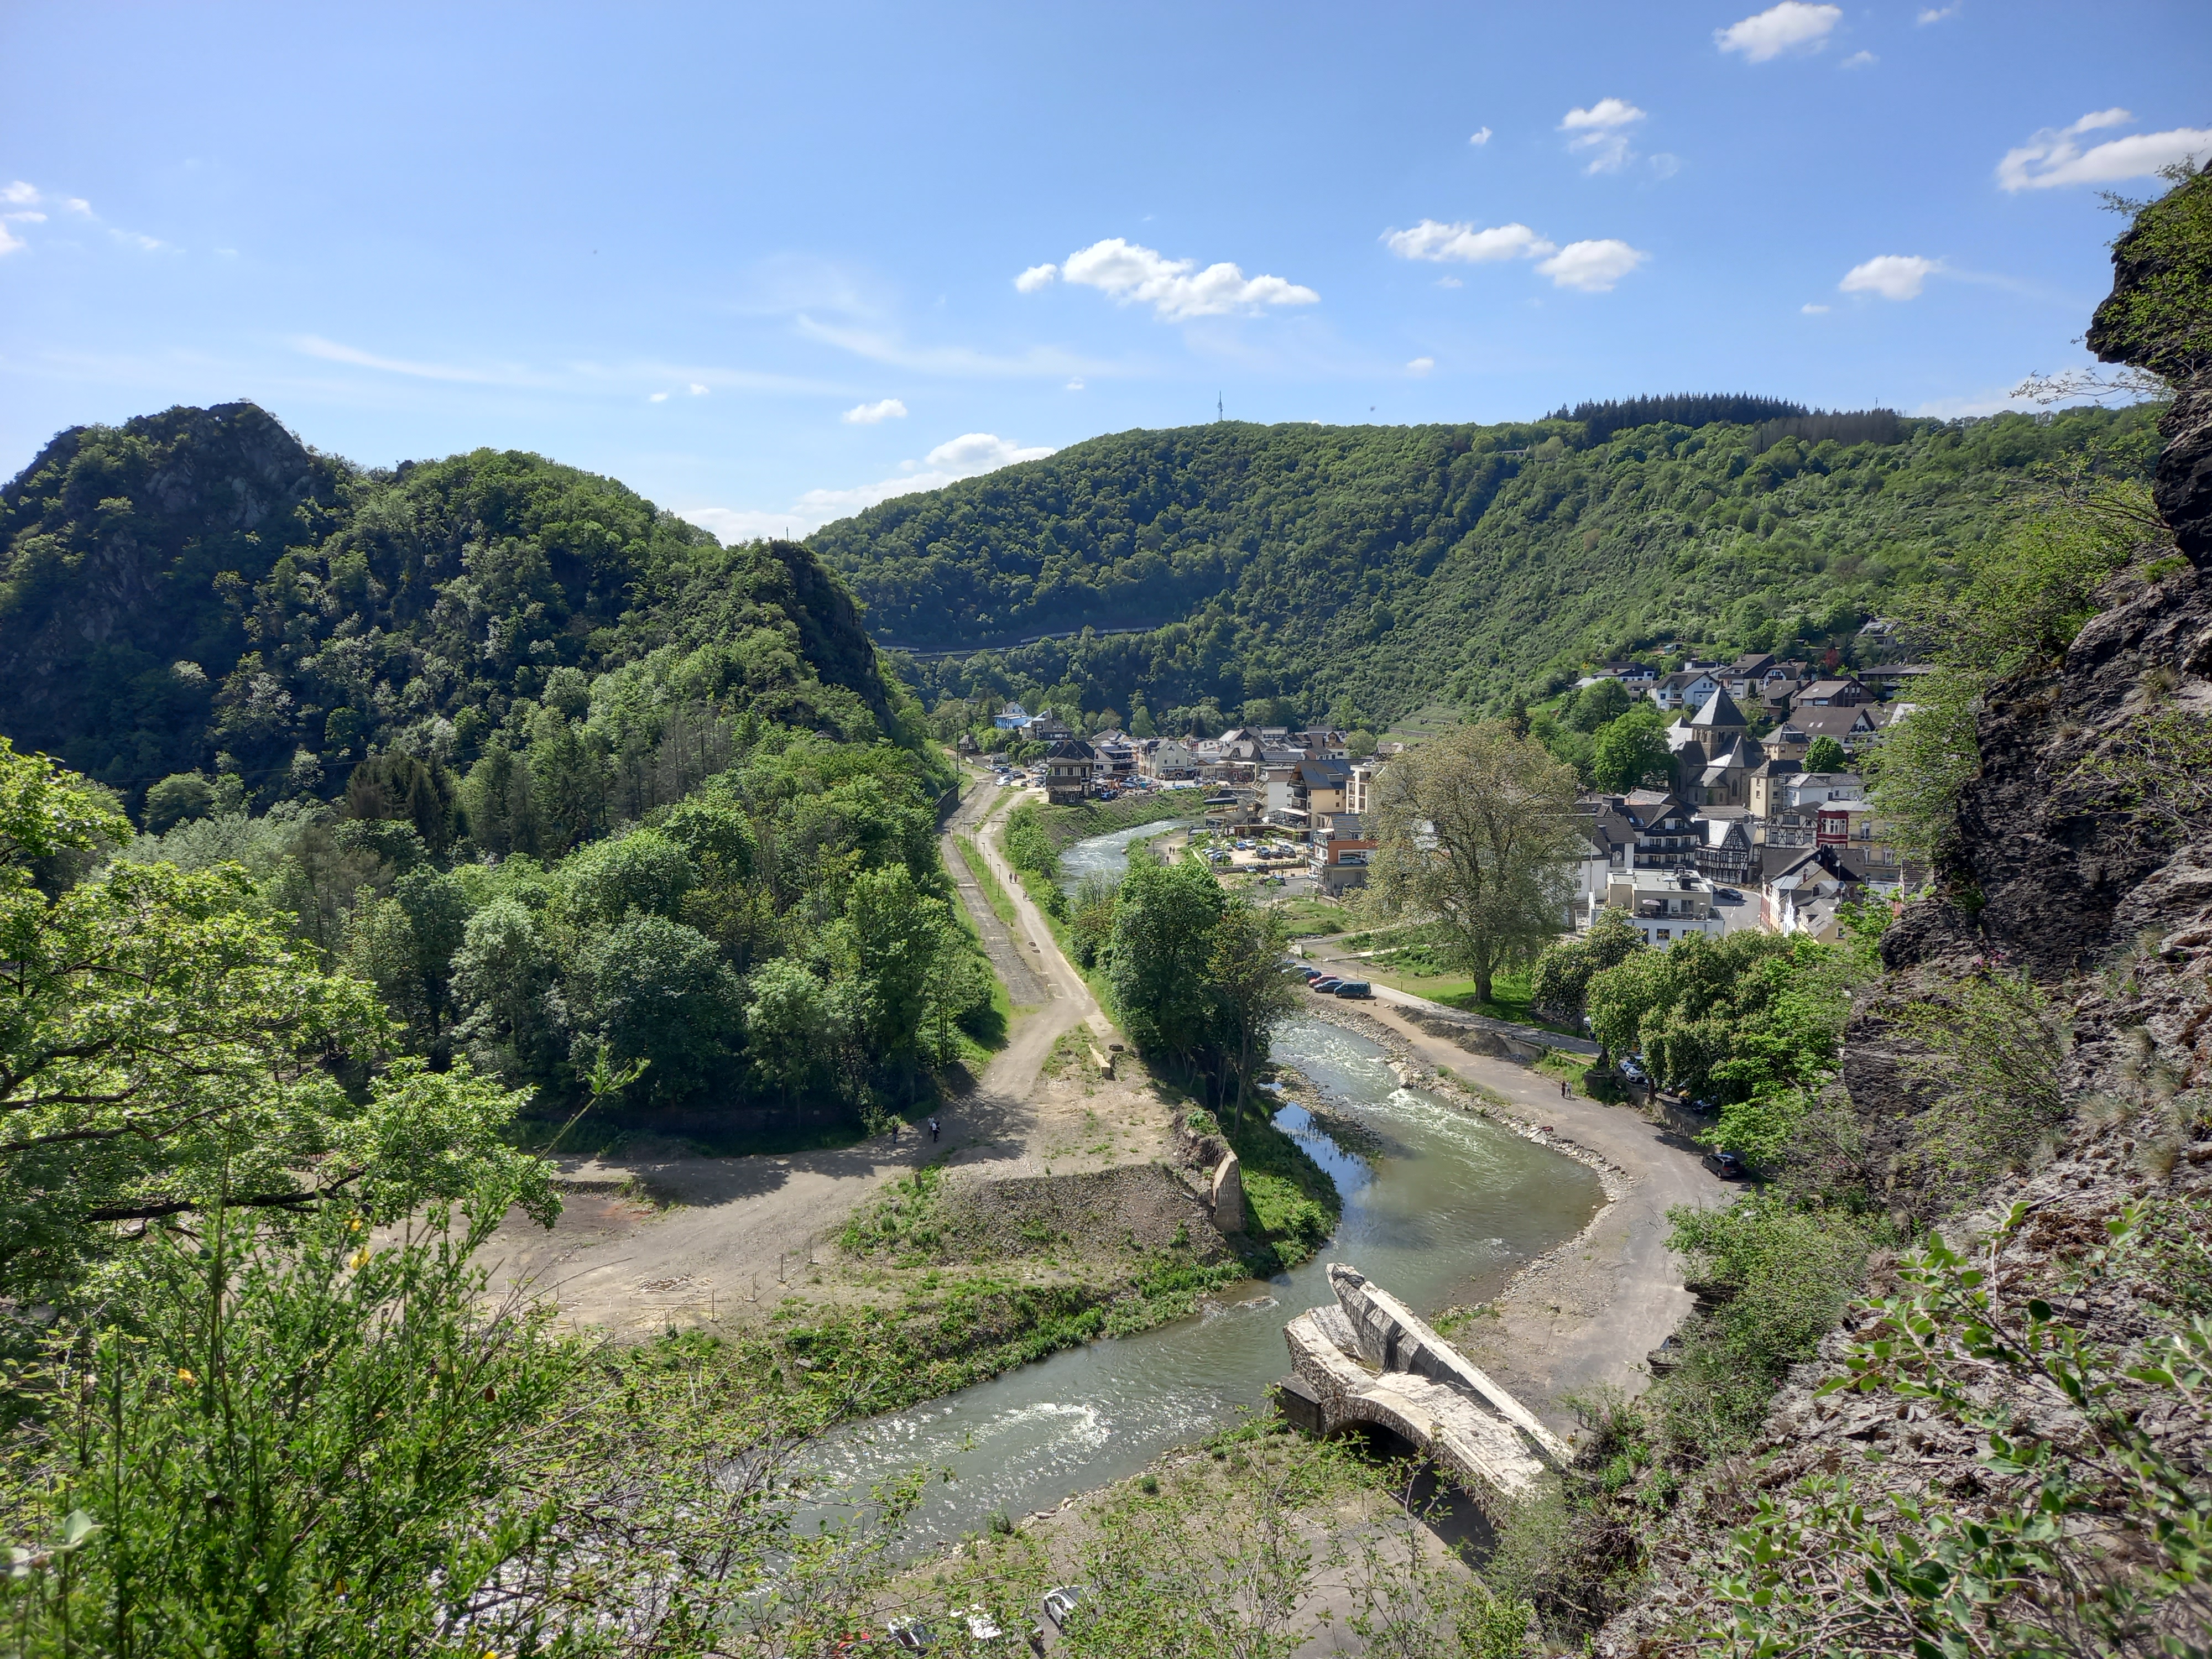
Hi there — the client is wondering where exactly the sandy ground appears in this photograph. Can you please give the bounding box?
[1301,998,1729,1436]
[483,774,1159,1332]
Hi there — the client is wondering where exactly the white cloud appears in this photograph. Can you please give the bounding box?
[1912,388,2040,419]
[1014,262,1058,293]
[842,397,908,424]
[1649,152,1682,178]
[1802,302,1830,314]
[1561,97,1645,132]
[1840,50,1877,68]
[0,181,103,254]
[1406,357,1436,377]
[1715,2,1842,61]
[1840,254,1939,300]
[1437,276,1463,289]
[920,432,1052,473]
[1052,237,1318,321]
[689,382,709,395]
[649,392,670,403]
[1561,97,1647,173]
[795,315,1109,379]
[1997,110,2212,191]
[110,229,165,252]
[1066,378,1084,390]
[1383,220,1555,263]
[1916,5,1958,22]
[681,431,1058,543]
[1468,126,1493,146]
[1535,239,1648,292]
[293,335,512,382]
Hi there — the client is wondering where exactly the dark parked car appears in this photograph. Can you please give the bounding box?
[1310,976,1343,993]
[1703,1150,1749,1180]
[1332,980,1373,999]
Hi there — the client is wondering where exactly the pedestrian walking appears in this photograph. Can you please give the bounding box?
[890,1119,900,1145]
[929,1117,941,1142]
[1560,1079,1570,1099]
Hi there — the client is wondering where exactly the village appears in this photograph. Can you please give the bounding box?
[965,644,1930,953]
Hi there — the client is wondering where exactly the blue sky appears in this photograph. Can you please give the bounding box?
[4,1,2207,540]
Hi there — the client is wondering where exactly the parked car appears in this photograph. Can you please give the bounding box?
[1703,1150,1749,1181]
[1617,1055,1648,1084]
[1309,976,1342,993]
[1332,980,1373,999]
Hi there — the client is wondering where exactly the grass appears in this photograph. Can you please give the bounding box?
[1264,895,1348,938]
[953,833,1020,928]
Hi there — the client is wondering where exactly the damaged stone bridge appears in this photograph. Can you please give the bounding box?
[1280,1264,1572,1501]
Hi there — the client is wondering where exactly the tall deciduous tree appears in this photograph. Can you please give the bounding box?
[1366,722,1583,1005]
[1204,899,1299,1126]
[1589,703,1674,795]
[1108,855,1228,1065]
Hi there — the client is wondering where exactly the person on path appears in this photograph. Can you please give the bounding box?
[1561,1079,1570,1099]
[929,1117,941,1142]
[890,1120,900,1145]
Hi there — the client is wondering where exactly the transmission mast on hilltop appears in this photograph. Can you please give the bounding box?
[1217,392,1223,422]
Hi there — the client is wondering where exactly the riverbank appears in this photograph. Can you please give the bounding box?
[1296,998,1726,1434]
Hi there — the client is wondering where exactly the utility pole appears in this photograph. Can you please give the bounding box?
[1217,392,1223,422]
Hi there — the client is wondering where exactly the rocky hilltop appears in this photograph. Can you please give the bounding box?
[0,405,904,807]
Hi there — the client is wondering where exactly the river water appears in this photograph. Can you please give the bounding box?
[1053,815,1187,893]
[799,823,1605,1548]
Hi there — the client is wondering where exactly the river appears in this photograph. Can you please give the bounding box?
[799,821,1605,1549]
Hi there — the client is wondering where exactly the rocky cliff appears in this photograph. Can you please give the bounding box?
[1599,167,2212,1657]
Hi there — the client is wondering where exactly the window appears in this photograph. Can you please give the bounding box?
[1657,929,1672,941]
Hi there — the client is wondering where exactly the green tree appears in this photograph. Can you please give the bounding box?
[141,770,215,833]
[1528,906,1644,1022]
[450,896,568,1090]
[1589,704,1673,794]
[578,913,745,1111]
[1366,722,1583,1004]
[1802,734,1848,774]
[743,956,834,1114]
[1204,899,1299,1124]
[1108,855,1228,1065]
[343,866,472,1064]
[1567,677,1632,733]
[0,739,545,1305]
[562,826,697,925]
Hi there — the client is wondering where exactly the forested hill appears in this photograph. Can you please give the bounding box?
[0,402,913,808]
[810,405,2164,727]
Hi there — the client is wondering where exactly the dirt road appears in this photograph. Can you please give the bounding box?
[484,773,1136,1332]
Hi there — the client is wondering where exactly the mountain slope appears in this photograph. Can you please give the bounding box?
[811,407,2164,726]
[0,404,909,805]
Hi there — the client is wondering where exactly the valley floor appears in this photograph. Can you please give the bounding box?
[484,779,1151,1333]
[486,781,1717,1451]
